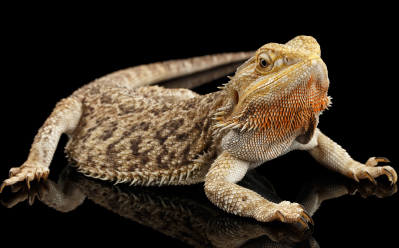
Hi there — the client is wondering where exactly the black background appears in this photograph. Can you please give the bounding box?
[1,3,397,247]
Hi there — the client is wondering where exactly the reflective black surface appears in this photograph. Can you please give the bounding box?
[2,7,398,247]
[1,162,397,247]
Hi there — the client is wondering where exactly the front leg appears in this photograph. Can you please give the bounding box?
[306,129,397,184]
[0,97,83,192]
[204,151,312,226]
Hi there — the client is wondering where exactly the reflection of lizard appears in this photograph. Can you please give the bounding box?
[3,166,394,247]
[1,166,314,247]
[1,36,396,226]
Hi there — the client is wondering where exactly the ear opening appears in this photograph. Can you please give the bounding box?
[233,89,239,105]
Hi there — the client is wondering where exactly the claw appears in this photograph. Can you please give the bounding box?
[368,184,376,197]
[43,171,49,181]
[302,211,314,226]
[36,185,43,201]
[383,168,395,186]
[359,180,377,198]
[352,172,359,182]
[28,194,35,206]
[0,182,6,193]
[276,210,286,222]
[37,172,42,183]
[26,176,31,189]
[298,216,309,231]
[375,157,390,163]
[9,168,18,178]
[366,157,391,167]
[348,182,359,195]
[307,222,315,237]
[392,184,398,195]
[364,171,377,185]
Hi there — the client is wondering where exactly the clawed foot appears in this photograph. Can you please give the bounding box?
[349,157,397,185]
[255,201,313,230]
[0,164,49,193]
[353,179,398,198]
[1,180,49,207]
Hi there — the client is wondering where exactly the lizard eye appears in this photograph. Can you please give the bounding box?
[259,58,268,68]
[256,52,273,73]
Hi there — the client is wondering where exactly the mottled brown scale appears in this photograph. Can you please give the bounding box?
[66,84,225,180]
[1,37,396,226]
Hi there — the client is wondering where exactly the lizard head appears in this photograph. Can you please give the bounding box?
[215,36,331,145]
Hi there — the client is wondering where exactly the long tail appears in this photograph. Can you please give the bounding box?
[74,52,254,94]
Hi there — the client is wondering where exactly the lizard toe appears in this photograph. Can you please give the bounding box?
[0,164,50,193]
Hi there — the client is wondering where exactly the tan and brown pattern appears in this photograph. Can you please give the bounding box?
[67,84,226,186]
[1,36,396,226]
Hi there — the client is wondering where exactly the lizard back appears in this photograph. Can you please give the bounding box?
[66,84,226,186]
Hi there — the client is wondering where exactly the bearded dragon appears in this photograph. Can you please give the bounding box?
[1,36,396,227]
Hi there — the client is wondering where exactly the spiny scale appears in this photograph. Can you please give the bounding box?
[1,36,396,227]
[73,163,201,187]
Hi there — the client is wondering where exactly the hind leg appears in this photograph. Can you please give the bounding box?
[1,96,83,192]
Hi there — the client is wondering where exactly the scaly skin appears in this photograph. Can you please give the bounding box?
[1,36,396,226]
